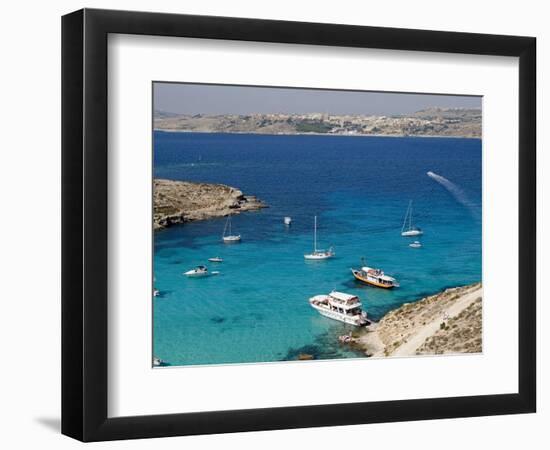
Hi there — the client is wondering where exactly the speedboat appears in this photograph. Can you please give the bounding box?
[309,291,369,326]
[153,357,164,367]
[284,216,292,226]
[153,288,160,297]
[184,265,209,277]
[304,215,334,260]
[351,266,399,289]
[208,257,223,262]
[409,241,422,248]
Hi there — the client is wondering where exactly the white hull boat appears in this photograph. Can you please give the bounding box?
[304,216,334,260]
[184,265,219,277]
[208,257,223,262]
[409,241,422,248]
[222,235,241,243]
[401,200,423,237]
[304,250,334,260]
[309,291,368,326]
[284,216,292,226]
[402,230,423,237]
[222,216,241,243]
[153,357,164,367]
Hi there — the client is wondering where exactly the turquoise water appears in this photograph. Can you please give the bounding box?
[153,132,482,366]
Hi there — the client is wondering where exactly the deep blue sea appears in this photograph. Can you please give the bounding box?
[153,131,481,366]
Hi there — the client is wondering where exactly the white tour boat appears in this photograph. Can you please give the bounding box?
[222,216,241,243]
[309,291,369,326]
[409,240,422,248]
[401,200,423,237]
[184,265,219,277]
[304,215,334,260]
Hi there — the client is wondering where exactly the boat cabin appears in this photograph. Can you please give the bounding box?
[327,292,364,317]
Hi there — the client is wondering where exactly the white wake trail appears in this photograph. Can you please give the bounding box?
[427,171,480,219]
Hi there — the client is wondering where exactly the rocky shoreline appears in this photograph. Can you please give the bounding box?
[348,283,482,357]
[154,179,267,231]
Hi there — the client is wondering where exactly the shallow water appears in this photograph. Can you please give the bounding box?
[153,132,481,366]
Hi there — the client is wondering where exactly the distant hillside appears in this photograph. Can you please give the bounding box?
[153,108,481,138]
[153,109,181,119]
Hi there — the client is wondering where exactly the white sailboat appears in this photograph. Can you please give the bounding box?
[401,200,423,237]
[222,216,241,243]
[304,216,334,260]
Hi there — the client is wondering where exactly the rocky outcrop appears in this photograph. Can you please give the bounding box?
[356,283,482,357]
[154,179,267,231]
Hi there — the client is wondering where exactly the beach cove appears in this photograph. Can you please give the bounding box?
[153,132,482,366]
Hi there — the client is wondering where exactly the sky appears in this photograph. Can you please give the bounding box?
[154,82,481,116]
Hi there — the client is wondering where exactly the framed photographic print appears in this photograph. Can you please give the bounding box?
[62,8,536,442]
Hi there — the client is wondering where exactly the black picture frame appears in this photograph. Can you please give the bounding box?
[62,8,536,442]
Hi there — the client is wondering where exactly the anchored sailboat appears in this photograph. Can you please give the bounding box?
[304,216,334,260]
[222,215,241,243]
[401,200,423,237]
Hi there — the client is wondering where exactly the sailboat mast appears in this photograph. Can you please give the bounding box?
[314,216,318,252]
[409,201,413,230]
[223,216,230,237]
[402,201,410,233]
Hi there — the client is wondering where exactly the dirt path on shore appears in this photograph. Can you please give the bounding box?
[355,283,482,357]
[390,285,482,356]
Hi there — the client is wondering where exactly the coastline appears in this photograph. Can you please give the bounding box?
[153,179,267,231]
[350,283,482,358]
[154,128,481,139]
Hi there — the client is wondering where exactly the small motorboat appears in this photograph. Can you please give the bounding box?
[284,216,292,226]
[409,241,422,248]
[153,288,160,297]
[208,257,223,263]
[153,357,164,367]
[184,265,210,277]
